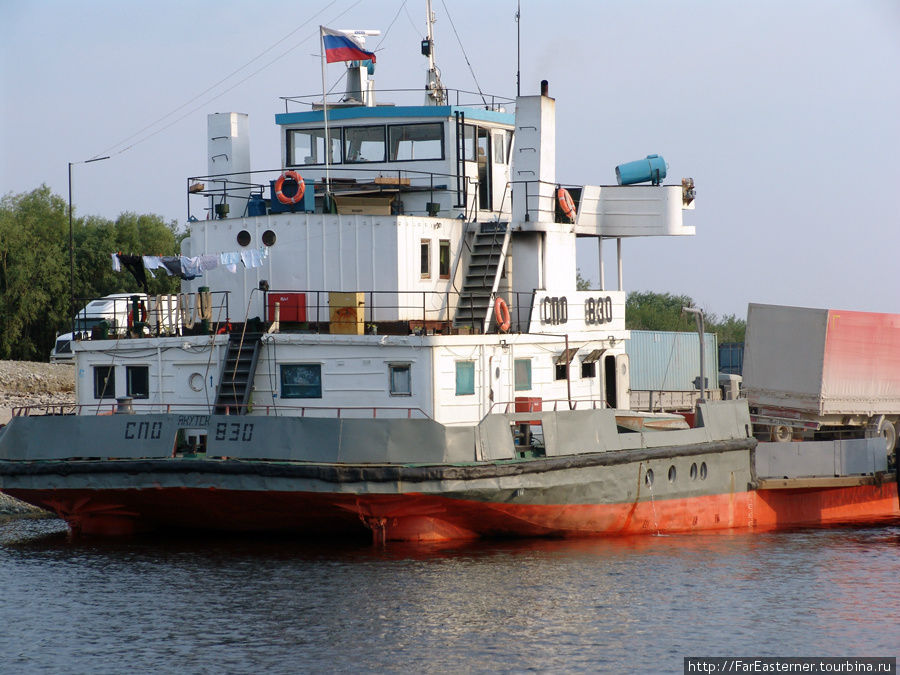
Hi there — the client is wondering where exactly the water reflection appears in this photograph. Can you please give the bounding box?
[1,516,899,674]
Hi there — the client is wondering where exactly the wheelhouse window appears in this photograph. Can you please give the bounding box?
[455,361,475,396]
[126,366,149,399]
[438,240,450,279]
[287,128,341,166]
[389,123,443,161]
[514,359,532,391]
[389,363,411,396]
[281,364,322,399]
[344,125,386,163]
[420,239,431,278]
[93,365,116,399]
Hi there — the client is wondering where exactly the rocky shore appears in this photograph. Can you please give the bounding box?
[0,360,73,515]
[0,360,75,425]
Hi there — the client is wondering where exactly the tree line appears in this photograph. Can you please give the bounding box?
[577,271,746,343]
[0,186,182,361]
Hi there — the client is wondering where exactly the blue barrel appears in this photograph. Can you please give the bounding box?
[615,154,667,185]
[247,193,267,217]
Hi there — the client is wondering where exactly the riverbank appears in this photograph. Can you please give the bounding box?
[0,360,74,426]
[0,360,73,515]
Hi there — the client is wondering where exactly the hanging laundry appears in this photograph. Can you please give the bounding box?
[142,255,162,278]
[198,254,219,272]
[111,253,121,272]
[180,256,202,280]
[117,254,148,293]
[220,251,240,273]
[241,248,263,269]
[160,256,182,278]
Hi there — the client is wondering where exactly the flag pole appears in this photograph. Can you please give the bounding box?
[320,26,331,203]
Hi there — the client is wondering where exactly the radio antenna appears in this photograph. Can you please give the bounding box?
[516,0,521,96]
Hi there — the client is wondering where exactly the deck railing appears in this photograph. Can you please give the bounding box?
[278,88,515,113]
[11,403,430,419]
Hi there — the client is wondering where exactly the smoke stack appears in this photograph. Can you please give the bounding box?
[540,80,549,97]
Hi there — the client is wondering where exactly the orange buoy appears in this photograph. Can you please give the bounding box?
[557,187,576,222]
[274,171,305,205]
[494,297,511,333]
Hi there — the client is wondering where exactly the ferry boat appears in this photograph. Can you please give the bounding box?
[0,9,896,540]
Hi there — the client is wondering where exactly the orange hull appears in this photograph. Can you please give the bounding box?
[7,481,898,542]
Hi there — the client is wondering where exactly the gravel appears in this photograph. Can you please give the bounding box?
[0,360,73,515]
[0,360,74,425]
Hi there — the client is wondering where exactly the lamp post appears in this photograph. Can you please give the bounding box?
[681,306,706,404]
[68,156,109,331]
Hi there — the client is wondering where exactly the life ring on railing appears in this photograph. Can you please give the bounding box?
[557,187,576,222]
[216,321,233,335]
[494,297,511,333]
[274,171,305,205]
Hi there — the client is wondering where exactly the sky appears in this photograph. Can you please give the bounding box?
[2,0,898,320]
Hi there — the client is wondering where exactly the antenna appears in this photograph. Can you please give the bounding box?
[423,0,446,105]
[516,0,521,97]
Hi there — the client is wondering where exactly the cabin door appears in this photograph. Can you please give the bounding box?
[476,128,491,212]
[490,130,511,213]
[604,354,617,408]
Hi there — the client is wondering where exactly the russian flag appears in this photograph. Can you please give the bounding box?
[322,27,376,64]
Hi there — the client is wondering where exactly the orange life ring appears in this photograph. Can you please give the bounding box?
[557,187,576,222]
[494,297,511,333]
[274,171,305,205]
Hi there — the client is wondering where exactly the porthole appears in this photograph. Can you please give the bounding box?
[700,462,708,480]
[188,372,204,392]
[262,229,276,246]
[690,462,698,480]
[668,465,676,483]
[237,230,251,247]
[644,468,654,487]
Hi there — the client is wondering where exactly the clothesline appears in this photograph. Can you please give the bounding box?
[112,247,269,281]
[111,247,269,292]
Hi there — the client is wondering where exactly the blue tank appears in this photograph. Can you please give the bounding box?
[615,154,667,185]
[247,193,268,217]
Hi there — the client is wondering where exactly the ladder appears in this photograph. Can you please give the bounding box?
[453,222,511,333]
[214,332,263,415]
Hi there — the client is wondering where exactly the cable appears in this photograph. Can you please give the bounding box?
[374,0,411,51]
[439,0,487,106]
[91,0,365,159]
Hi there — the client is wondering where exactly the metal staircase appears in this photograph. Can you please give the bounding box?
[453,222,511,333]
[214,332,263,415]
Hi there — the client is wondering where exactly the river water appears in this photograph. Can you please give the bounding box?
[1,516,898,674]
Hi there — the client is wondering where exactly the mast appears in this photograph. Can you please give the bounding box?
[422,0,446,105]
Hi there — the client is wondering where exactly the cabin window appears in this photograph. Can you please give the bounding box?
[555,348,578,381]
[126,366,149,399]
[493,132,507,164]
[514,359,532,391]
[344,125,386,163]
[455,361,475,396]
[462,124,476,160]
[581,349,602,379]
[420,239,431,278]
[93,365,116,399]
[281,364,322,399]
[389,123,443,161]
[389,363,411,396]
[438,239,450,278]
[287,127,341,166]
